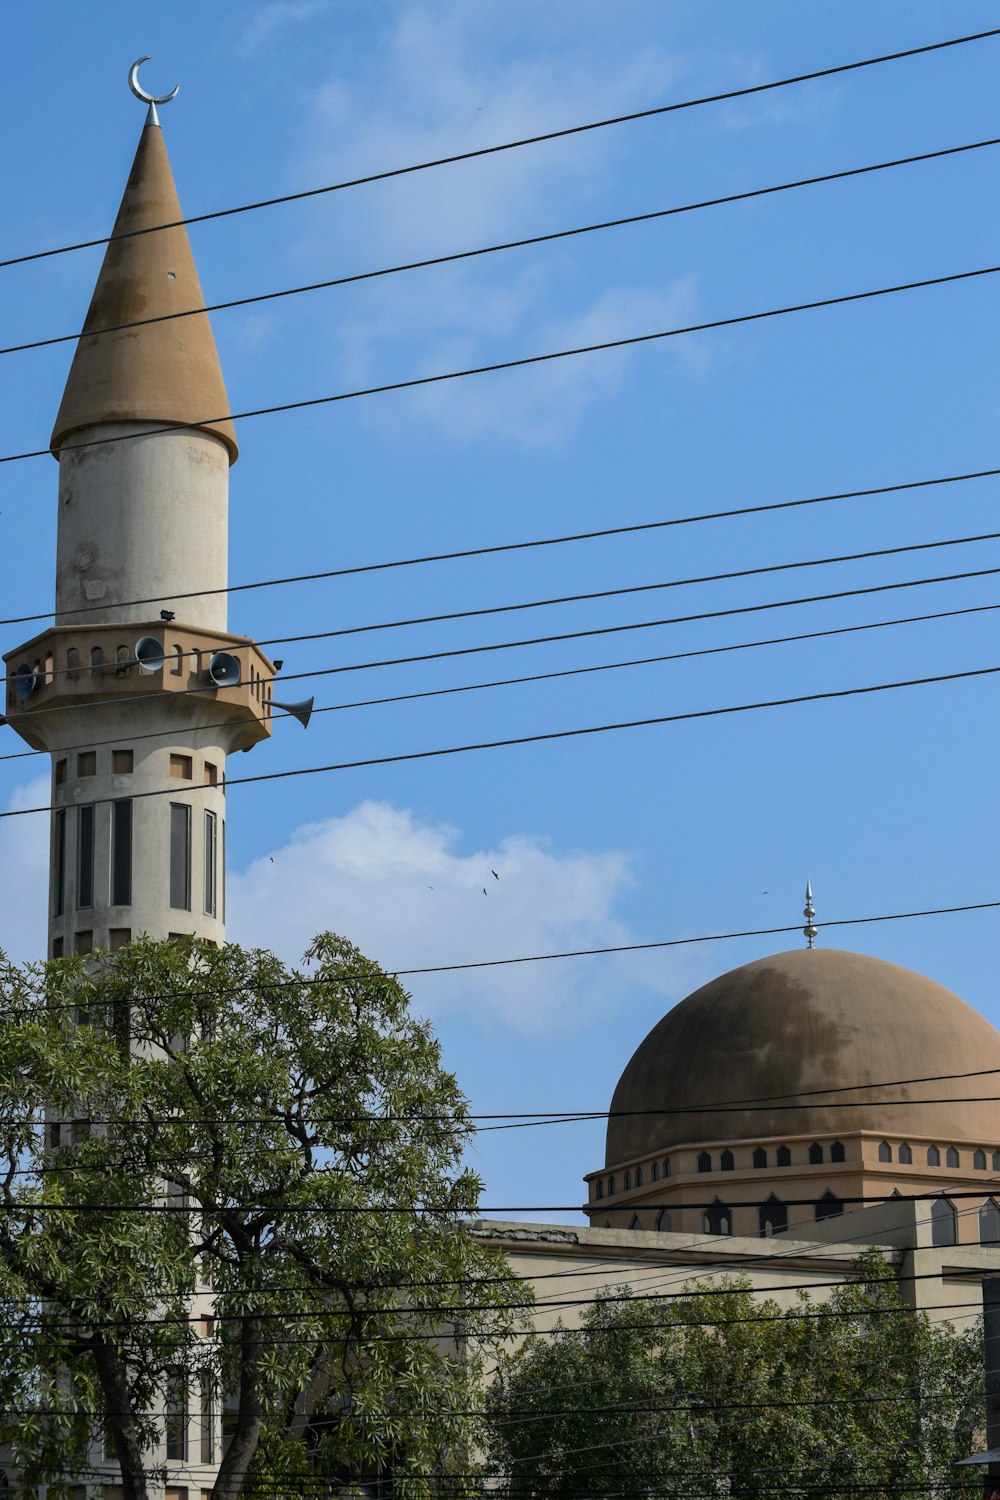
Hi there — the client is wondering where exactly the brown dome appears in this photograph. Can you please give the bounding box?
[606,948,1000,1166]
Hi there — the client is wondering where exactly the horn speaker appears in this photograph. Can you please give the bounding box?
[135,636,166,672]
[14,664,40,700]
[273,696,314,730]
[208,651,242,688]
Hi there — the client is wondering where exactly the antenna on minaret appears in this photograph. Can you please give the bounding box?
[128,55,180,128]
[803,881,818,949]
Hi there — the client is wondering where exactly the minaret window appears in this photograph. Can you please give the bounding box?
[53,809,66,917]
[752,1147,767,1169]
[78,752,96,778]
[55,759,67,785]
[878,1141,892,1163]
[899,1142,913,1164]
[77,805,95,908]
[595,1180,603,1200]
[703,1199,732,1235]
[993,1151,1000,1173]
[975,1149,987,1171]
[623,1171,631,1190]
[946,1147,960,1168]
[720,1150,734,1171]
[635,1166,643,1187]
[808,1142,823,1164]
[980,1199,1000,1245]
[169,804,192,910]
[650,1161,659,1182]
[74,931,93,956]
[656,1209,671,1232]
[930,1196,956,1247]
[759,1195,787,1237]
[697,1152,712,1173]
[112,749,133,774]
[204,810,218,917]
[815,1191,843,1220]
[170,753,193,780]
[111,801,132,906]
[830,1141,845,1163]
[776,1145,791,1167]
[927,1145,941,1167]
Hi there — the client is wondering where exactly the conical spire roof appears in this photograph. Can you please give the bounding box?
[50,120,238,462]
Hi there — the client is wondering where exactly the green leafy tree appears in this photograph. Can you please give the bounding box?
[486,1250,983,1498]
[0,934,526,1500]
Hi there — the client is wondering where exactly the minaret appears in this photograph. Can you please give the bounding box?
[3,80,277,958]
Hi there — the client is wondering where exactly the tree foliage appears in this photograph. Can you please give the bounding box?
[0,934,526,1500]
[486,1250,984,1498]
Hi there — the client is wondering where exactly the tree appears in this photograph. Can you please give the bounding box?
[486,1250,984,1498]
[0,934,526,1500]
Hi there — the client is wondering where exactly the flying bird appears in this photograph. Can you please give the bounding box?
[492,870,500,880]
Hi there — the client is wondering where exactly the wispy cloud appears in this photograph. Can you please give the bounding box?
[228,798,674,1031]
[238,0,330,58]
[0,777,48,965]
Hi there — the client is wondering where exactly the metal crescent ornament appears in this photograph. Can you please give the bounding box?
[128,56,180,107]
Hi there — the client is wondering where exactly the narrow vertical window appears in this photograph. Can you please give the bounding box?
[53,809,66,917]
[111,801,132,906]
[169,804,191,910]
[221,819,226,922]
[200,1372,215,1463]
[165,1374,188,1459]
[204,810,217,917]
[77,805,95,909]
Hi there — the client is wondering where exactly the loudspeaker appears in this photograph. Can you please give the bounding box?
[273,696,314,729]
[209,651,241,688]
[135,636,166,672]
[14,664,40,700]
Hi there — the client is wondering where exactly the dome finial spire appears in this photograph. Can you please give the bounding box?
[803,881,818,949]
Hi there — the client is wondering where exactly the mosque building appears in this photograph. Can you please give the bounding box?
[4,60,1000,1497]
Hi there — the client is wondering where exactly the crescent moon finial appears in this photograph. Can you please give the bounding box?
[128,56,180,126]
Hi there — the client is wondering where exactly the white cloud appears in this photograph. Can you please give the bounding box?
[0,776,48,965]
[228,799,673,1031]
[238,0,330,57]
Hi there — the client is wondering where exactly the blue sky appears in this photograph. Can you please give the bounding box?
[2,1,1000,1217]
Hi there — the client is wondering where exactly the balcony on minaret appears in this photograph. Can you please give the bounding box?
[3,624,275,754]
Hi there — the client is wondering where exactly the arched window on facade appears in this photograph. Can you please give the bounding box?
[651,1161,659,1182]
[635,1166,643,1187]
[608,1176,616,1196]
[776,1145,791,1168]
[656,1208,671,1232]
[878,1141,892,1163]
[595,1180,604,1200]
[815,1190,843,1221]
[624,1171,631,1190]
[720,1149,734,1172]
[975,1149,987,1171]
[663,1157,672,1178]
[830,1141,845,1162]
[993,1151,1000,1173]
[946,1147,960,1168]
[703,1199,732,1236]
[697,1152,712,1174]
[980,1199,1000,1245]
[629,1214,641,1231]
[927,1145,941,1167]
[899,1142,912,1164]
[931,1196,957,1247]
[66,646,80,680]
[808,1142,823,1165]
[759,1195,788,1237]
[752,1146,767,1169]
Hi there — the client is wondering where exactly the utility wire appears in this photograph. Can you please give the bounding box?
[6,25,998,271]
[7,134,998,359]
[10,558,1000,733]
[4,595,995,767]
[3,260,999,466]
[3,659,999,820]
[4,462,996,629]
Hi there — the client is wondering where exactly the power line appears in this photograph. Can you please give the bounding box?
[3,259,999,466]
[5,595,995,768]
[3,658,998,820]
[10,557,1000,735]
[4,461,996,630]
[8,133,998,359]
[7,25,998,272]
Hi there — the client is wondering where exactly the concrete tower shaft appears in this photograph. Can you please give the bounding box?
[3,110,274,964]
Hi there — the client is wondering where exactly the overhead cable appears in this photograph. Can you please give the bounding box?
[7,134,998,359]
[6,25,998,271]
[2,260,999,466]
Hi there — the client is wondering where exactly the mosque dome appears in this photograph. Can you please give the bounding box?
[606,948,1000,1167]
